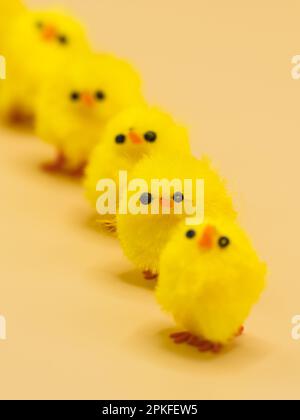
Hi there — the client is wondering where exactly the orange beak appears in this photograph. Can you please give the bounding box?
[159,197,174,209]
[198,225,216,250]
[81,92,95,108]
[42,25,57,41]
[128,131,143,145]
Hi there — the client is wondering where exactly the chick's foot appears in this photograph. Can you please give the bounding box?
[8,107,34,128]
[42,152,66,173]
[170,332,223,354]
[67,162,87,178]
[102,220,117,234]
[236,326,244,337]
[143,270,158,281]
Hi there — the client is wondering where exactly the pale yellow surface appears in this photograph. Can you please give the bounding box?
[0,0,300,400]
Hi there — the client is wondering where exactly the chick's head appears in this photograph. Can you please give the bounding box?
[117,153,236,273]
[6,9,89,73]
[40,54,144,125]
[157,219,267,344]
[102,106,190,161]
[5,10,90,83]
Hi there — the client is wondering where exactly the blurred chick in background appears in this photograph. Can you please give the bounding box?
[84,106,190,232]
[0,2,89,127]
[117,153,236,279]
[156,219,267,353]
[36,53,144,177]
[0,0,25,41]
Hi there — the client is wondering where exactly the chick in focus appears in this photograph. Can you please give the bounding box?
[156,219,267,353]
[117,153,236,279]
[84,106,190,232]
[36,53,144,177]
[0,6,89,127]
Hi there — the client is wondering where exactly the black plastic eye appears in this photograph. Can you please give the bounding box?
[186,230,196,239]
[140,193,152,205]
[58,35,68,45]
[144,131,157,142]
[173,192,184,203]
[218,237,230,249]
[95,91,106,101]
[70,92,80,101]
[115,134,126,144]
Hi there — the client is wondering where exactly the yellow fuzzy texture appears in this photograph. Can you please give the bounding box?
[156,219,267,345]
[0,0,25,43]
[84,106,190,228]
[0,7,90,122]
[117,153,236,274]
[36,53,144,169]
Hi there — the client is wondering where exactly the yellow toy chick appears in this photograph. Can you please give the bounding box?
[117,153,236,279]
[84,106,190,232]
[36,53,144,177]
[0,5,89,127]
[156,219,267,353]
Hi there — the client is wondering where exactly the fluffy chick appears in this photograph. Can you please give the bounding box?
[117,153,236,278]
[0,7,89,126]
[36,53,144,177]
[84,106,190,231]
[156,219,267,352]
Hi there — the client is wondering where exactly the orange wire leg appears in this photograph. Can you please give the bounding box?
[8,106,34,127]
[66,161,87,178]
[143,270,158,281]
[170,332,223,354]
[42,151,66,173]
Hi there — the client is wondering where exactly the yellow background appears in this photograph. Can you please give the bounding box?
[0,0,300,399]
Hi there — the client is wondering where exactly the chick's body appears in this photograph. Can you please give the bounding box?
[36,54,144,174]
[157,219,267,347]
[84,106,190,229]
[117,154,236,275]
[0,8,89,125]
